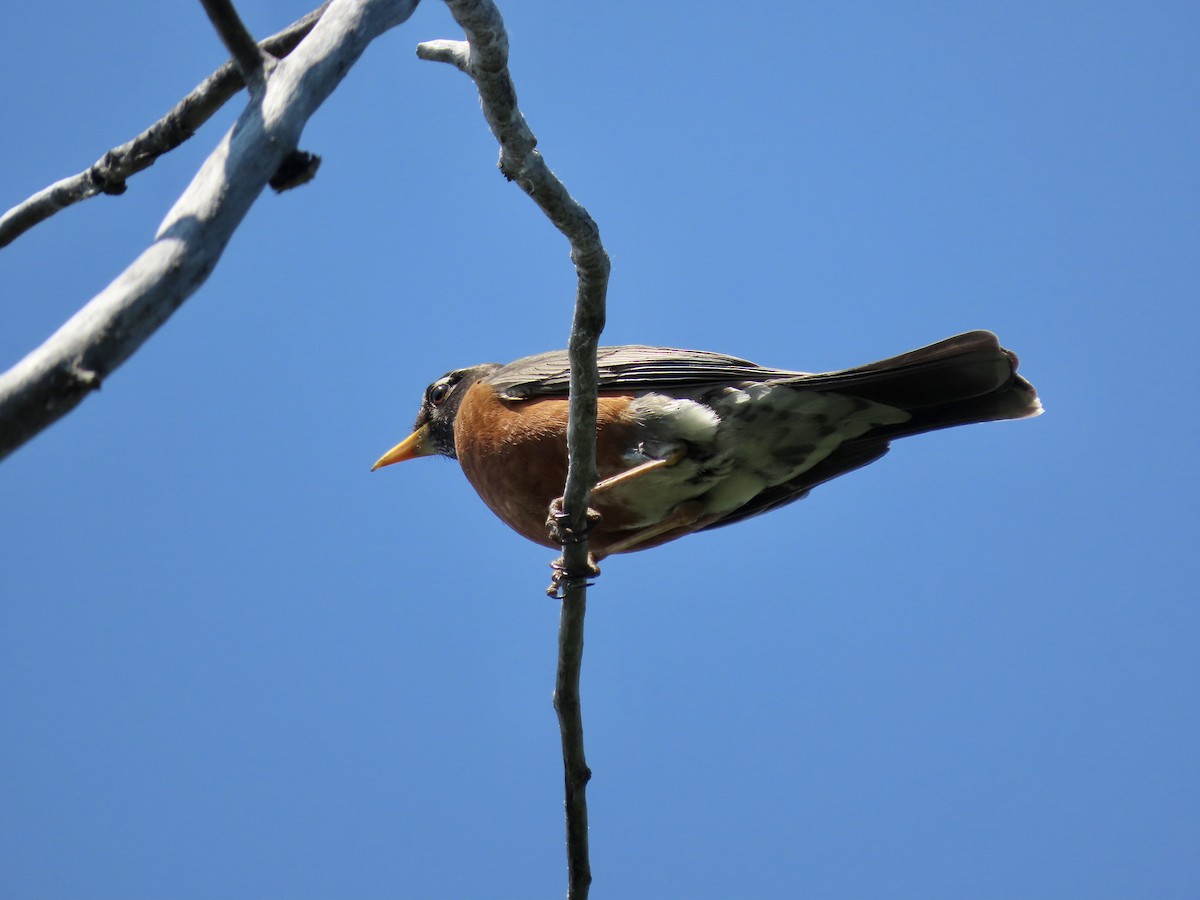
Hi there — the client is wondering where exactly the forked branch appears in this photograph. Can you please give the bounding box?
[0,4,329,250]
[199,0,273,92]
[0,0,419,461]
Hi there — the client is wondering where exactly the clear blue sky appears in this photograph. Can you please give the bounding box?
[2,2,1197,897]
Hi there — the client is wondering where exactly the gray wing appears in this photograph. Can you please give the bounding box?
[487,332,1037,424]
[487,345,806,399]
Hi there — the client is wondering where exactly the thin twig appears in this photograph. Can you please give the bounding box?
[199,0,272,93]
[0,4,329,250]
[0,0,420,461]
[419,4,609,897]
[555,581,592,898]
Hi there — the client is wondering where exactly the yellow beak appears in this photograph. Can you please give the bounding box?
[371,424,434,471]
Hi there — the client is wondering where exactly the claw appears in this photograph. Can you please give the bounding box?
[545,497,602,545]
[546,554,602,598]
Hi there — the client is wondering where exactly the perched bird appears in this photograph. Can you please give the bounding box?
[372,331,1040,586]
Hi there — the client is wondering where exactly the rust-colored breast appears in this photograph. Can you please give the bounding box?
[453,381,641,550]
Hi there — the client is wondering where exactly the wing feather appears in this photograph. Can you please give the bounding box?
[487,345,806,399]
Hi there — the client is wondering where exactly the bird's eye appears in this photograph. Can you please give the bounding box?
[429,381,453,406]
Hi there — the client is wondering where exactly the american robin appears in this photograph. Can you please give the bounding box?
[372,330,1040,589]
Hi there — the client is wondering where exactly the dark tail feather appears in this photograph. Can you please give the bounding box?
[784,330,1042,439]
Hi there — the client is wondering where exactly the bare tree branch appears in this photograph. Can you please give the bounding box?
[420,4,608,897]
[0,0,420,461]
[554,580,593,899]
[199,0,272,93]
[0,4,329,249]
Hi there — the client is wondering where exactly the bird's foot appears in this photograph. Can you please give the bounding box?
[546,497,602,546]
[547,553,601,599]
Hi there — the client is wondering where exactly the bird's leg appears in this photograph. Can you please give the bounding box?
[545,446,688,544]
[590,445,688,497]
[544,446,688,598]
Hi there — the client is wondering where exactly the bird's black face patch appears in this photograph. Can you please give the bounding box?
[413,371,468,458]
[412,364,503,459]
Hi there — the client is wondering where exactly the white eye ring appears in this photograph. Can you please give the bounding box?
[428,381,453,406]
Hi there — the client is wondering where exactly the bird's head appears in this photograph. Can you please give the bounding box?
[371,363,500,468]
